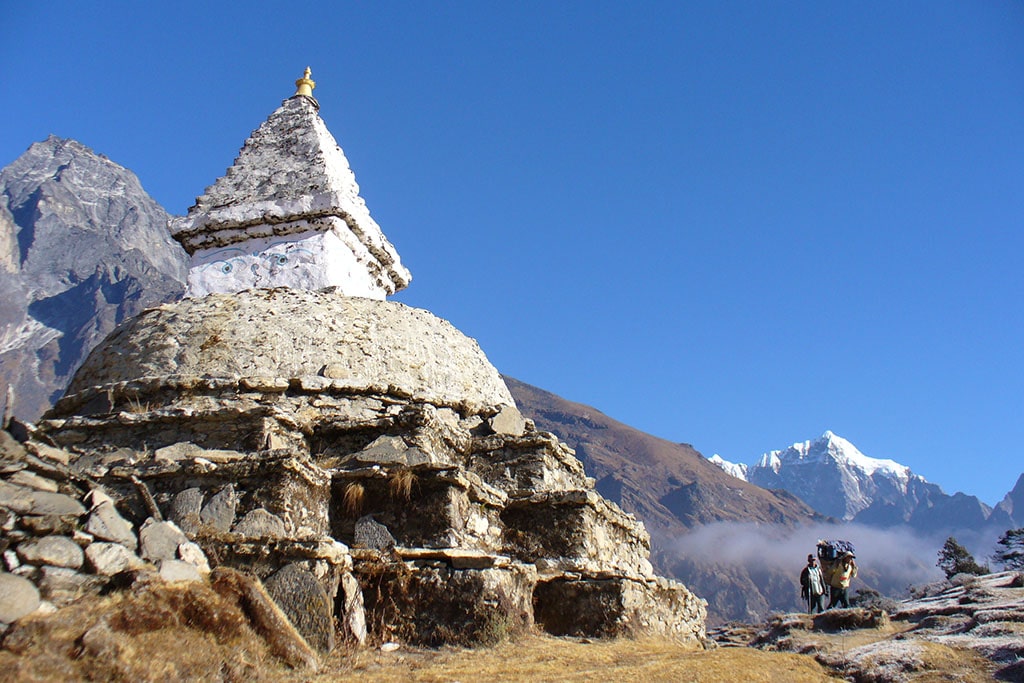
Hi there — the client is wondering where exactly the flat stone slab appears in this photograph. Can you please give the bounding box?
[0,480,85,517]
[395,547,512,569]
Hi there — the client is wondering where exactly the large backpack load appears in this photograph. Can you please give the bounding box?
[817,539,855,580]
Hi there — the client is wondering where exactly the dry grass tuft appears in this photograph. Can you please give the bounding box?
[387,467,417,502]
[0,581,280,682]
[124,394,151,414]
[343,482,366,517]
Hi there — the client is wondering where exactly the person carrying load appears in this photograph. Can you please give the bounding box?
[816,539,858,609]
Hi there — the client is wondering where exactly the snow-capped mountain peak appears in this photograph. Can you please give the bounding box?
[783,431,911,481]
[708,454,748,481]
[709,431,923,522]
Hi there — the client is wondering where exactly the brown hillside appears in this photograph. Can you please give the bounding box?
[504,377,821,536]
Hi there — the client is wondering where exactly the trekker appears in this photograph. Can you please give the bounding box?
[799,553,826,613]
[827,551,858,609]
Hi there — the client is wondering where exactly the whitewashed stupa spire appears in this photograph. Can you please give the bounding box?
[170,68,411,299]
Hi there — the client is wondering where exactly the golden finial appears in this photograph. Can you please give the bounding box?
[294,67,316,97]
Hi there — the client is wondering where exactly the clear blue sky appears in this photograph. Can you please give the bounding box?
[2,2,1022,505]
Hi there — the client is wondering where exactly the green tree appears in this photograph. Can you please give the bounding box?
[992,528,1024,571]
[936,536,989,579]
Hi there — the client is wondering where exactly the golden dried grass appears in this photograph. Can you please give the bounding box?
[314,634,840,683]
[387,467,417,502]
[342,482,365,517]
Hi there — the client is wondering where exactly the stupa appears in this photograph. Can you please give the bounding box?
[170,67,410,299]
[39,70,706,650]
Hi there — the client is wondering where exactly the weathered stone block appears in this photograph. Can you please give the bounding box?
[169,487,203,536]
[139,519,189,562]
[38,566,106,606]
[355,560,536,646]
[501,490,652,576]
[331,472,503,553]
[200,484,237,533]
[265,563,336,653]
[533,576,706,641]
[158,559,203,583]
[84,541,147,575]
[16,535,84,570]
[0,572,40,622]
[86,500,137,549]
[233,508,288,539]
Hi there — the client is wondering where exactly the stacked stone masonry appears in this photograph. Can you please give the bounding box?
[8,290,708,652]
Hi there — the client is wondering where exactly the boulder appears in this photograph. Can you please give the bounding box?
[233,508,288,539]
[38,566,106,605]
[169,487,203,535]
[85,542,147,576]
[139,519,189,562]
[158,559,203,583]
[354,515,396,551]
[177,541,211,573]
[264,563,336,653]
[85,501,136,549]
[200,484,237,532]
[0,572,40,622]
[489,405,526,437]
[16,535,84,570]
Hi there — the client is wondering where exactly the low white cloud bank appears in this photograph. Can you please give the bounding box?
[669,522,950,594]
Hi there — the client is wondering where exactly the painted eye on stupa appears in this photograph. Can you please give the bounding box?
[200,257,244,275]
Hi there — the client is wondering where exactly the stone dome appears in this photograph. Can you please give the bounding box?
[62,288,514,414]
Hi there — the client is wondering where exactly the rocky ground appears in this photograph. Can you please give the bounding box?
[711,570,1024,681]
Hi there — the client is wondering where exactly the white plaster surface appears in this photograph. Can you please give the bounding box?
[170,96,410,296]
[186,228,387,299]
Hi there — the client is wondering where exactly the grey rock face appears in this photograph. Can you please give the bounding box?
[139,519,188,562]
[158,559,202,583]
[264,563,336,653]
[0,136,187,421]
[16,535,83,569]
[84,541,146,576]
[489,405,527,437]
[0,572,40,622]
[233,508,287,539]
[354,515,396,551]
[0,479,85,517]
[169,488,203,535]
[85,500,136,549]
[199,484,237,533]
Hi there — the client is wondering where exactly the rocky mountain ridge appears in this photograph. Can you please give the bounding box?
[0,136,188,421]
[710,431,1020,535]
